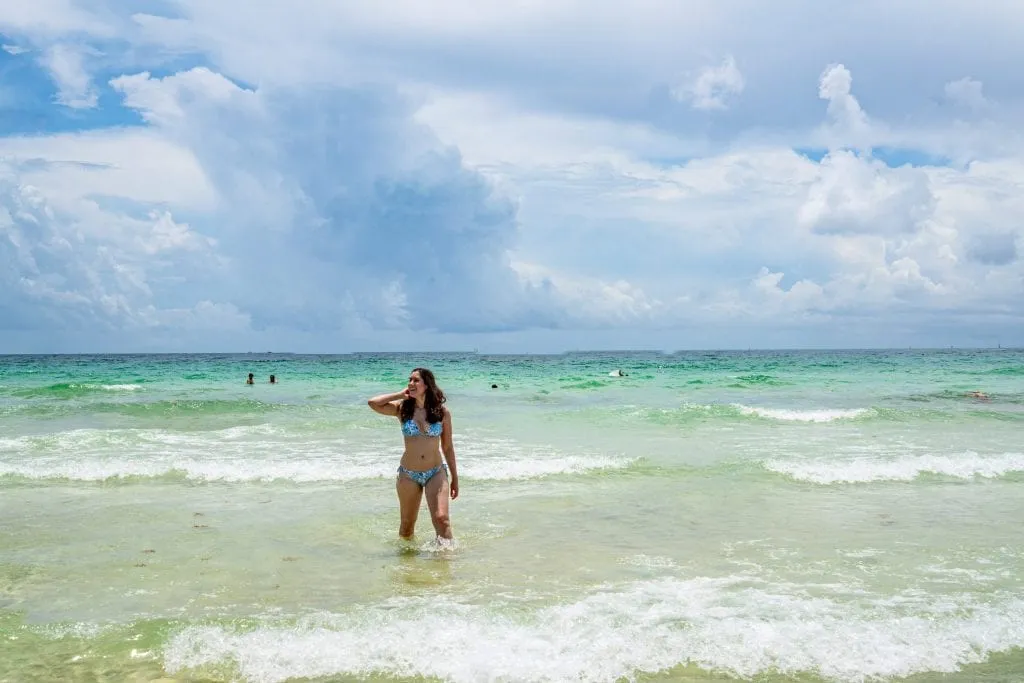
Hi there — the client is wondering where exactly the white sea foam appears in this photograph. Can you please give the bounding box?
[0,427,630,483]
[0,456,390,483]
[735,405,871,422]
[620,554,679,570]
[464,455,631,480]
[52,383,143,391]
[0,424,281,453]
[163,577,1024,683]
[0,455,631,483]
[763,451,1024,484]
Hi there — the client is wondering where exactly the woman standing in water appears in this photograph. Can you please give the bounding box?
[367,368,459,542]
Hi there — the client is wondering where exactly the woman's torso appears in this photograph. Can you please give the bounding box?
[398,406,444,470]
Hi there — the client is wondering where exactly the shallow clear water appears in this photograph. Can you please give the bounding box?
[1,350,1023,682]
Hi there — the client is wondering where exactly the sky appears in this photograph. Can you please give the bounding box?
[1,1,1023,353]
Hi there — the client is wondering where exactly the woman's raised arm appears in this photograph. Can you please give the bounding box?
[367,390,407,416]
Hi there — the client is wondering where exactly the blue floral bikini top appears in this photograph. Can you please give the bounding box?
[401,419,443,437]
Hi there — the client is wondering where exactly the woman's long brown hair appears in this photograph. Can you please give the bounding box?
[400,367,447,424]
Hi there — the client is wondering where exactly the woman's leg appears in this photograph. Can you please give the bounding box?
[396,473,423,539]
[424,468,452,540]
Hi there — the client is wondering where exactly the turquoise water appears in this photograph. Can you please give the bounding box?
[1,350,1023,682]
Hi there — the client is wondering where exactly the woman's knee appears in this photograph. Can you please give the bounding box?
[431,512,450,529]
[399,521,416,538]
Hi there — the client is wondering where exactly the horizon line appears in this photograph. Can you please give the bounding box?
[0,345,1019,357]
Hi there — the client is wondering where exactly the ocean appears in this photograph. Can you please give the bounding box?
[1,350,1022,682]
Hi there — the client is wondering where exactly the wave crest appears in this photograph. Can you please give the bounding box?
[163,578,1024,683]
[763,451,1024,484]
[0,428,633,483]
[734,405,871,422]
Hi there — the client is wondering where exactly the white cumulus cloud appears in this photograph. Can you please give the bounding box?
[673,55,745,111]
[817,63,874,148]
[944,77,989,112]
[40,43,97,109]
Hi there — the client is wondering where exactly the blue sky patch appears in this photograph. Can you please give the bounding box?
[870,147,952,169]
[0,45,144,135]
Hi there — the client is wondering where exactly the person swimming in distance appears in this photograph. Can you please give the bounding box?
[246,373,254,385]
[967,390,990,400]
[367,367,459,543]
[269,374,276,384]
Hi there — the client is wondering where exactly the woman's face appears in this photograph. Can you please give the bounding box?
[407,371,426,399]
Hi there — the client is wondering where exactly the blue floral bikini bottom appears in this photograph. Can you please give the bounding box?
[397,463,447,487]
